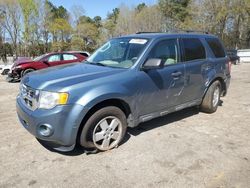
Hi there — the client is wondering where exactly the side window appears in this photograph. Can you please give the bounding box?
[48,54,61,62]
[63,54,77,61]
[206,38,226,58]
[149,39,178,66]
[182,38,206,61]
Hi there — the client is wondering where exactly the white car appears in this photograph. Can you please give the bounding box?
[0,64,13,75]
[237,49,250,63]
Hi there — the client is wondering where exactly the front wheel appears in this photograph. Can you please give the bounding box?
[200,81,221,113]
[22,68,35,77]
[80,106,127,151]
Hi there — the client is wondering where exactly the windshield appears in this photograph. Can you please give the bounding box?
[87,38,149,68]
[33,54,47,61]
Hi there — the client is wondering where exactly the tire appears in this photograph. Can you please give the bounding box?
[200,81,221,113]
[1,69,9,75]
[80,106,127,151]
[22,68,34,77]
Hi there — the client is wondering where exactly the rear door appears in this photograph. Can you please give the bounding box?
[62,53,80,65]
[180,37,208,103]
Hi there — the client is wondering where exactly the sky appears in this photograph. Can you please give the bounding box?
[50,0,157,19]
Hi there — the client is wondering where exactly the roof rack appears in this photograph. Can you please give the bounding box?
[181,30,209,34]
[136,30,209,34]
[136,31,162,34]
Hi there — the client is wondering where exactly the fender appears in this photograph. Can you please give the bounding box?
[203,70,226,97]
[75,84,135,115]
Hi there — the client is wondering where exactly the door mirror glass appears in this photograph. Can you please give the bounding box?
[142,58,163,70]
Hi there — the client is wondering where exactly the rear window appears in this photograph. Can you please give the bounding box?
[206,38,226,58]
[63,54,77,60]
[182,38,206,61]
[80,53,89,57]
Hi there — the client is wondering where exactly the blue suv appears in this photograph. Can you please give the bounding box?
[16,32,231,152]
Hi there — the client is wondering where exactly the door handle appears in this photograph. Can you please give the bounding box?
[171,71,182,77]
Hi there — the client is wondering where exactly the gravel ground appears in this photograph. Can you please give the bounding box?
[0,64,250,188]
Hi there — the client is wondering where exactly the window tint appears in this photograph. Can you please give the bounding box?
[183,38,206,61]
[100,41,127,60]
[80,53,89,57]
[48,54,61,62]
[63,54,77,60]
[88,38,148,68]
[206,38,226,58]
[148,39,178,66]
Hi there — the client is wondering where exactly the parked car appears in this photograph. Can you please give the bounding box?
[1,57,32,76]
[16,32,231,152]
[1,64,13,75]
[237,49,250,63]
[7,51,89,82]
[227,49,240,65]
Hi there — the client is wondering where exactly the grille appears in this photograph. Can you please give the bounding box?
[20,84,38,111]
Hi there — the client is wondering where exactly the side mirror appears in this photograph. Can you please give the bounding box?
[142,58,163,70]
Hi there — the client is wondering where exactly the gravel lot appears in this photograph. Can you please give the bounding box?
[0,64,250,188]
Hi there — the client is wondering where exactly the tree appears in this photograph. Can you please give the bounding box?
[158,0,190,30]
[75,20,99,52]
[49,18,72,42]
[230,0,250,48]
[19,0,39,56]
[54,6,69,20]
[93,16,102,28]
[0,0,21,57]
[40,0,54,53]
[70,35,84,50]
[185,0,250,49]
[114,5,134,35]
[104,8,120,38]
[114,5,164,36]
[136,3,147,13]
[70,4,85,25]
[135,5,164,32]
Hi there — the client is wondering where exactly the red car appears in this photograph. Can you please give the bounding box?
[7,51,89,82]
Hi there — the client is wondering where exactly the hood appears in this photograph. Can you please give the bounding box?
[22,63,126,91]
[14,57,33,66]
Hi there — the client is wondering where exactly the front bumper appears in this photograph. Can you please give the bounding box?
[6,70,21,82]
[16,95,88,151]
[7,69,20,78]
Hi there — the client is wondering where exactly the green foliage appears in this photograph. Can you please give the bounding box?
[70,36,84,51]
[136,3,147,13]
[158,0,190,23]
[104,8,120,38]
[93,16,102,27]
[19,0,38,55]
[49,18,72,46]
[52,41,70,52]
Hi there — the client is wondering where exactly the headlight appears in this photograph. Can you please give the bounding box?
[38,91,69,109]
[15,65,22,69]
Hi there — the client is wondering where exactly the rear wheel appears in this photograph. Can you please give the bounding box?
[22,68,34,77]
[80,106,127,151]
[200,81,221,113]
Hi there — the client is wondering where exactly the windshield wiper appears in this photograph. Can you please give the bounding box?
[85,60,106,67]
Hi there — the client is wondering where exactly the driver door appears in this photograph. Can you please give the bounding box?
[136,38,185,117]
[47,54,62,66]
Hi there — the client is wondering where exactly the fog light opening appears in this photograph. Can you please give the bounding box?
[39,124,53,137]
